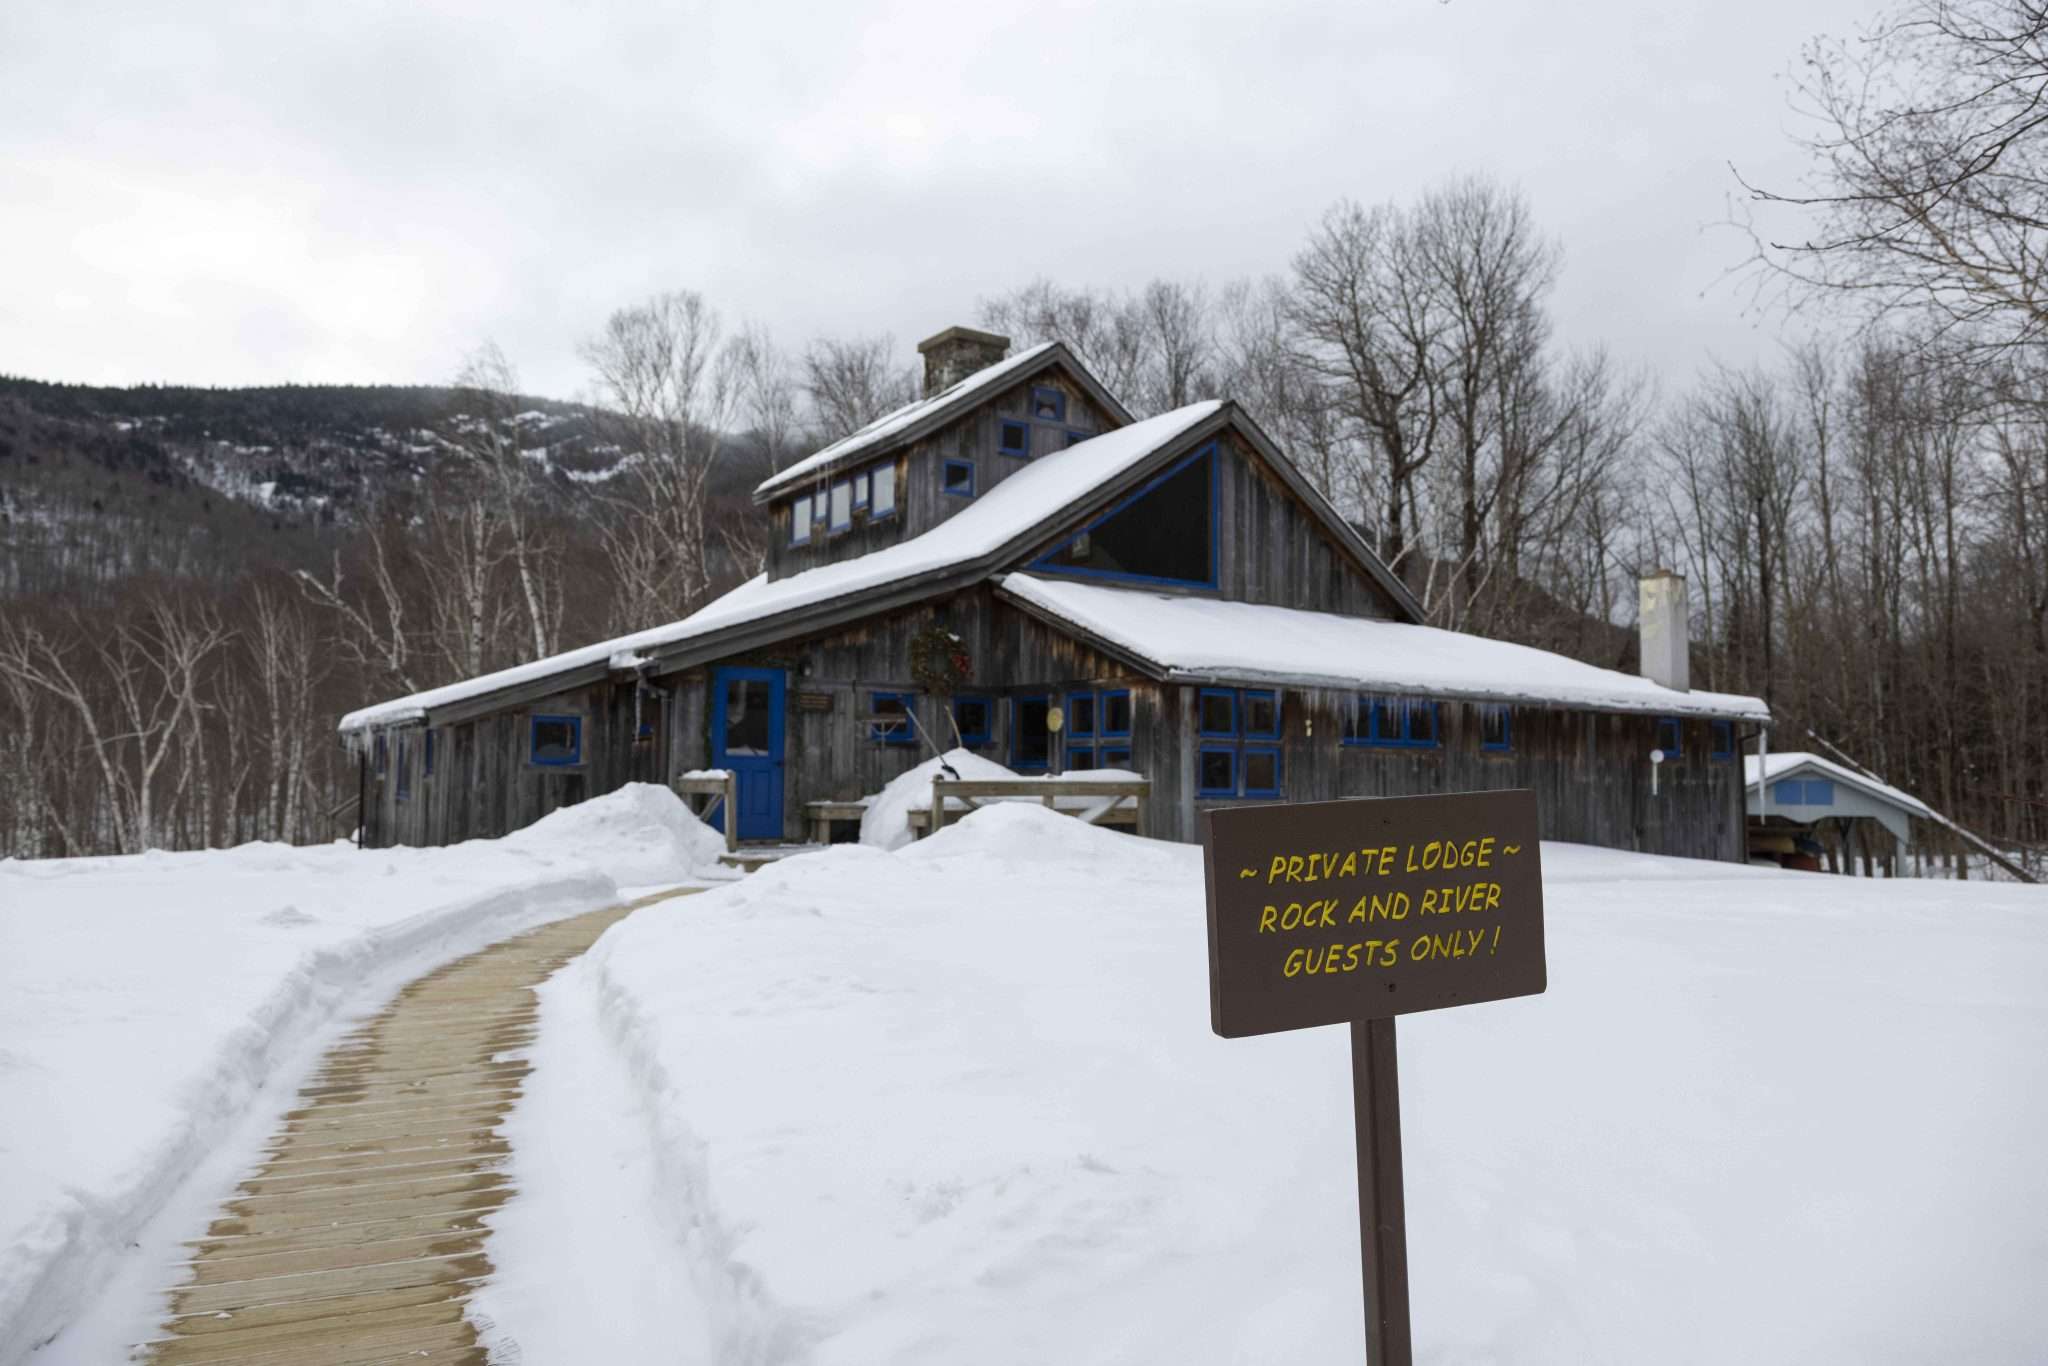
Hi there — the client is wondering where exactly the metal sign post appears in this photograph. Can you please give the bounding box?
[1202,789,1547,1365]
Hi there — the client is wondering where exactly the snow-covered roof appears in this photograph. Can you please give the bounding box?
[1744,752,1932,817]
[340,403,1226,732]
[997,574,1773,722]
[754,341,1063,500]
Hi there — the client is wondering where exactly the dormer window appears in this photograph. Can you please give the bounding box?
[943,459,976,498]
[872,463,896,518]
[852,471,870,515]
[790,496,811,545]
[1031,386,1067,423]
[829,480,852,532]
[998,419,1031,458]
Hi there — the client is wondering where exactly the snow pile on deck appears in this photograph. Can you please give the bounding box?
[0,784,722,1365]
[476,808,2048,1364]
[859,747,1020,850]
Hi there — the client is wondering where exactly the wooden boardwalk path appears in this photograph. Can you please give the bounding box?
[139,889,695,1365]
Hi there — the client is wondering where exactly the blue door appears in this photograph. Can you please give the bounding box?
[712,667,785,841]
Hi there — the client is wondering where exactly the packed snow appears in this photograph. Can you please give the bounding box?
[338,402,1223,732]
[475,806,2046,1364]
[999,573,1769,721]
[0,785,726,1364]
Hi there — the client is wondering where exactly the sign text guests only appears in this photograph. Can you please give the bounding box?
[1202,789,1547,1366]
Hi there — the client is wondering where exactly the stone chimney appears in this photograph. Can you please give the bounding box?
[1639,569,1690,692]
[916,326,1010,397]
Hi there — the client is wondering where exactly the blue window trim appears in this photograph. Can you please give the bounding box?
[870,691,918,746]
[1100,688,1132,737]
[1065,742,1097,771]
[1031,385,1068,423]
[1099,743,1132,768]
[1711,719,1735,760]
[1012,692,1050,771]
[790,497,812,545]
[998,419,1031,458]
[851,471,870,515]
[1066,689,1097,737]
[1242,689,1281,740]
[1656,716,1683,760]
[1198,745,1238,797]
[530,713,584,767]
[1242,745,1283,798]
[950,694,991,747]
[1066,429,1090,448]
[1344,695,1441,749]
[869,463,897,520]
[1807,778,1836,805]
[1028,442,1220,590]
[829,479,852,533]
[1199,687,1238,737]
[1480,704,1512,752]
[942,458,976,498]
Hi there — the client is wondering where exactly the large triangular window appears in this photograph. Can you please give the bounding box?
[1032,443,1217,587]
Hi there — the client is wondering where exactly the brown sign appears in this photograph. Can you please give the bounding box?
[1202,790,1546,1039]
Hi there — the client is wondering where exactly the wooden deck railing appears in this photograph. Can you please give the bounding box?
[921,777,1149,839]
[673,771,740,853]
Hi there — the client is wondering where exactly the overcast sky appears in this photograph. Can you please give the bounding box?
[0,0,1878,402]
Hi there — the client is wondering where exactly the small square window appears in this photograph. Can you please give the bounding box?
[1480,705,1511,752]
[1406,700,1439,746]
[530,714,582,767]
[1243,690,1280,739]
[1067,690,1097,737]
[830,480,852,531]
[998,419,1031,458]
[1656,717,1683,760]
[1099,744,1132,769]
[1711,719,1735,760]
[1066,744,1097,771]
[1066,429,1090,448]
[951,695,991,747]
[1243,746,1282,798]
[871,692,917,745]
[871,464,896,518]
[1198,746,1237,797]
[1101,690,1132,736]
[1031,386,1067,423]
[1199,689,1236,736]
[943,459,976,498]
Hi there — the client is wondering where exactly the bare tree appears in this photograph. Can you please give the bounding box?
[802,335,915,440]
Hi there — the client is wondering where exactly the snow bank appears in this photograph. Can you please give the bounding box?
[858,747,1020,850]
[0,784,721,1365]
[483,806,2048,1364]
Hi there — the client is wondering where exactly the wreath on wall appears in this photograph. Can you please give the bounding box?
[909,621,972,697]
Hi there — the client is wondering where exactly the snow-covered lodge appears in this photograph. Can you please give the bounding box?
[340,327,1770,858]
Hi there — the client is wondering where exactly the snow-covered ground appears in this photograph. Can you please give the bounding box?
[474,807,2048,1365]
[0,785,726,1365]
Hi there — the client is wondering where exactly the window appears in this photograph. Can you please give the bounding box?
[530,714,583,767]
[1101,690,1131,737]
[1243,690,1280,739]
[1199,688,1236,736]
[425,731,436,777]
[830,480,852,532]
[1773,778,1837,806]
[1067,744,1097,771]
[1067,690,1097,737]
[1711,720,1735,760]
[951,695,991,748]
[1199,746,1237,797]
[1066,429,1091,448]
[1656,717,1683,760]
[852,471,870,514]
[870,692,917,745]
[1013,694,1051,770]
[1098,744,1132,769]
[396,735,412,801]
[721,676,771,756]
[1243,746,1282,797]
[1031,385,1067,423]
[813,490,829,529]
[1480,705,1511,752]
[998,419,1031,458]
[790,497,811,545]
[943,459,976,498]
[1035,444,1217,587]
[374,733,388,777]
[1060,688,1135,770]
[871,463,896,519]
[1344,695,1439,748]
